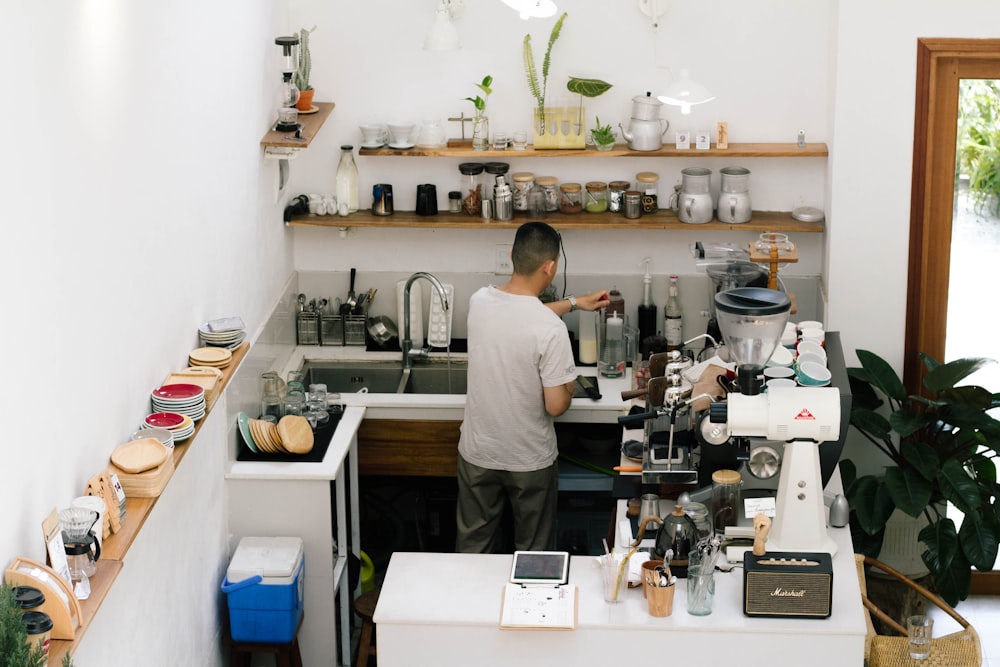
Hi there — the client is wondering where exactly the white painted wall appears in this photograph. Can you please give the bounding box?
[3,0,999,663]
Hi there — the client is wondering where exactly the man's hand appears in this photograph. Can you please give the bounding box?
[576,290,611,312]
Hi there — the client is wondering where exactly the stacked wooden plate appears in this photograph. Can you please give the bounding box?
[109,437,175,498]
[238,413,314,455]
[151,383,206,421]
[142,411,195,442]
[189,346,232,369]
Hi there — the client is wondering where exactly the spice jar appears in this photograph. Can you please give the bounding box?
[511,172,535,211]
[636,171,660,213]
[535,176,559,212]
[448,190,462,213]
[624,191,642,219]
[585,181,609,213]
[608,180,630,213]
[559,182,583,214]
[459,163,485,216]
[711,469,743,533]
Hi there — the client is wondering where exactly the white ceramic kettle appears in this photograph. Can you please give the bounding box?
[619,92,669,151]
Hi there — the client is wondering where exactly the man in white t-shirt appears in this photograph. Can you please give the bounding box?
[456,222,610,553]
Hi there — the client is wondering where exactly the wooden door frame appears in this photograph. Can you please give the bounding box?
[907,38,1000,594]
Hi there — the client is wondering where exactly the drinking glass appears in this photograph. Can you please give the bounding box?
[908,615,932,660]
[512,130,528,151]
[686,570,715,615]
[599,551,631,603]
[492,131,509,151]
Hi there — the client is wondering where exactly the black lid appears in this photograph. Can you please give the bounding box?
[484,161,510,174]
[458,162,485,175]
[340,145,354,150]
[14,586,44,609]
[448,191,462,199]
[22,611,53,634]
[714,287,791,316]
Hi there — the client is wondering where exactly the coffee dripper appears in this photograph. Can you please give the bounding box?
[59,507,101,580]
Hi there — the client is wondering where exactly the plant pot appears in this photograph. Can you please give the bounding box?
[296,89,315,111]
[594,140,616,152]
[533,107,586,150]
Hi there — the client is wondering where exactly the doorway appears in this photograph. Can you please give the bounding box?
[907,38,1000,592]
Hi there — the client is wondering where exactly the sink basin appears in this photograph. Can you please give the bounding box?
[302,359,468,395]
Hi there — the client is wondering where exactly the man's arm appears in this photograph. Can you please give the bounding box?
[543,380,576,417]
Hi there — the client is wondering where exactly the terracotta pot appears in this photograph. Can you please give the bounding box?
[296,89,315,111]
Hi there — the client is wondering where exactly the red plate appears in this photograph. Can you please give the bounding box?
[144,412,185,429]
[151,383,205,400]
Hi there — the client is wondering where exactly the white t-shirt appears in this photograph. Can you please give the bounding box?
[458,286,577,472]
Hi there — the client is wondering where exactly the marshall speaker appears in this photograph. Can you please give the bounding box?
[743,551,833,618]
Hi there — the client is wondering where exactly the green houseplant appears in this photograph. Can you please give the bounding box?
[0,583,73,666]
[589,115,616,151]
[294,26,316,111]
[464,74,493,151]
[524,13,581,148]
[841,349,1000,606]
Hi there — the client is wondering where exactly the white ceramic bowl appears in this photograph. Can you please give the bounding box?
[796,352,827,368]
[797,361,832,386]
[764,365,796,380]
[797,340,827,359]
[767,345,795,367]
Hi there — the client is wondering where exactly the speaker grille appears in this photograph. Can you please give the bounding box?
[744,571,832,617]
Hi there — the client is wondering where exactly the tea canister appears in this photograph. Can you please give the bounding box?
[535,176,559,212]
[636,171,659,213]
[585,181,609,213]
[511,172,535,211]
[559,182,583,214]
[608,180,630,213]
[623,190,642,219]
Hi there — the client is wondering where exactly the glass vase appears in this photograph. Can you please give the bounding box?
[472,115,490,151]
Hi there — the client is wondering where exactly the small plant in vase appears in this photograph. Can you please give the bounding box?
[590,116,616,151]
[294,26,316,112]
[464,74,493,151]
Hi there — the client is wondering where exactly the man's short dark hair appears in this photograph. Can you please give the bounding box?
[512,222,560,275]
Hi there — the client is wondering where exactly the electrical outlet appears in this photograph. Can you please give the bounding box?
[494,244,513,275]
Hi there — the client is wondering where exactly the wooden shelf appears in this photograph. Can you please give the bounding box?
[43,342,248,661]
[288,209,824,233]
[260,102,335,150]
[357,142,828,159]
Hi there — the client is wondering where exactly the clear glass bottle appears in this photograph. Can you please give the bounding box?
[559,183,583,214]
[512,172,535,211]
[585,181,609,213]
[335,145,360,213]
[665,274,683,349]
[636,171,659,214]
[535,176,559,212]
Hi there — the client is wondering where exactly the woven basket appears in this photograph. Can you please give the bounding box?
[855,554,982,667]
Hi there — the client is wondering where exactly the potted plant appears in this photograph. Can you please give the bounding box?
[841,349,1000,606]
[567,77,613,148]
[294,26,316,112]
[464,74,493,151]
[523,13,583,149]
[589,115,616,151]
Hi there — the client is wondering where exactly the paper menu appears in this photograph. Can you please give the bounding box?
[500,583,577,630]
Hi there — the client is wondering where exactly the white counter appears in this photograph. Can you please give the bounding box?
[374,523,866,666]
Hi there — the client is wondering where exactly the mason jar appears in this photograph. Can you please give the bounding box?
[511,172,535,211]
[458,162,485,216]
[636,171,659,213]
[585,181,609,213]
[535,176,559,212]
[559,182,583,214]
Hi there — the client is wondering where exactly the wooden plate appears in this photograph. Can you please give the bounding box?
[277,415,313,454]
[188,347,232,365]
[111,437,169,473]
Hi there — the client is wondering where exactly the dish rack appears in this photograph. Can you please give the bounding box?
[310,311,366,346]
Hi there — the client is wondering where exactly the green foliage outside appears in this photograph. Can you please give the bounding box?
[958,79,1000,215]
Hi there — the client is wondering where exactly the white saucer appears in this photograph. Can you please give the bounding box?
[388,142,415,150]
[360,142,385,149]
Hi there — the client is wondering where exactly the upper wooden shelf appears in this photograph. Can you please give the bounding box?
[260,102,335,150]
[357,142,828,159]
[288,209,824,233]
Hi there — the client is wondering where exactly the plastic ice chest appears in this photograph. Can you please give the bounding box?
[222,536,305,643]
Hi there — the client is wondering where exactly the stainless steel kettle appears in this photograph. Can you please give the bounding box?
[634,504,700,577]
[619,92,669,151]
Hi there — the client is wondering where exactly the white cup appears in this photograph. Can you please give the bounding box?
[387,121,416,146]
[71,496,107,549]
[800,327,825,345]
[360,124,388,147]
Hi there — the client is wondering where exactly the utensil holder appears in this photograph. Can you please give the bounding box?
[320,314,344,346]
[296,311,320,346]
[646,581,675,617]
[344,311,367,346]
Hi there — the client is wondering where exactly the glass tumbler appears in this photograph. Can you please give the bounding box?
[283,392,305,416]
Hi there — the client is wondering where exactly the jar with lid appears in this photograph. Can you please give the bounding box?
[335,145,360,213]
[636,171,659,214]
[535,176,559,212]
[559,183,583,214]
[458,162,485,215]
[711,469,743,533]
[448,191,462,213]
[484,162,509,203]
[511,172,535,211]
[527,184,546,218]
[585,181,609,213]
[608,180,630,213]
[623,190,642,219]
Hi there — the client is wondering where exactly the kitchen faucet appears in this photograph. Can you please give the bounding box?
[402,272,450,370]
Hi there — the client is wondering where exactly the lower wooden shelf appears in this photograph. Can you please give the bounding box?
[47,559,124,664]
[287,209,824,233]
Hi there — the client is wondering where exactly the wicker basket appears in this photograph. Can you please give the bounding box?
[855,554,982,667]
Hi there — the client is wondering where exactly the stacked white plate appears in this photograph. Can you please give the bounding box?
[142,411,196,442]
[150,383,207,421]
[198,322,246,350]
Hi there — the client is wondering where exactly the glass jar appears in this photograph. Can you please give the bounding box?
[608,180,630,213]
[484,162,509,203]
[535,176,559,212]
[624,190,642,219]
[711,469,743,533]
[511,172,535,211]
[448,191,462,213]
[559,183,583,214]
[458,162,485,216]
[585,181,609,213]
[527,184,546,218]
[636,171,659,214]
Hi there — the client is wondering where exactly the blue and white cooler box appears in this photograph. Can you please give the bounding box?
[222,536,305,643]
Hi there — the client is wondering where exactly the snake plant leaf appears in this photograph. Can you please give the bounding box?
[567,77,613,98]
[885,466,933,517]
[850,475,896,535]
[937,458,982,514]
[958,508,999,571]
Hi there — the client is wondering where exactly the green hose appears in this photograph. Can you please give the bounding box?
[558,452,616,476]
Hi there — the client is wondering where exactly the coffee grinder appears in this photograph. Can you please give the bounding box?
[701,288,840,554]
[274,35,301,132]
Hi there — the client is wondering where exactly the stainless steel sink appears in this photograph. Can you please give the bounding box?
[302,359,468,395]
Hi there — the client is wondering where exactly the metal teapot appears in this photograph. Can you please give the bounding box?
[619,92,669,151]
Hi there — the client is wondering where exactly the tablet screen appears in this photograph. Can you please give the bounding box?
[509,551,570,585]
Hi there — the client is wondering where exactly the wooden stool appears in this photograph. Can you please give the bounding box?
[353,589,380,667]
[227,616,304,667]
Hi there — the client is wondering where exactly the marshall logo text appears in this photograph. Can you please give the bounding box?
[770,587,806,598]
